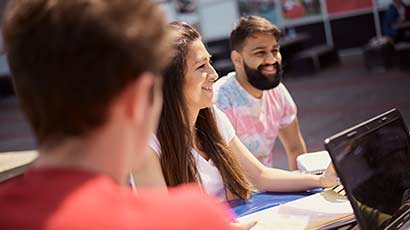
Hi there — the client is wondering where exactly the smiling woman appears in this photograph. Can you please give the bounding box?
[132,22,253,201]
[131,22,339,202]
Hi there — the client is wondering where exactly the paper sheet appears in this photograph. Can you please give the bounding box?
[237,190,354,230]
[238,206,309,230]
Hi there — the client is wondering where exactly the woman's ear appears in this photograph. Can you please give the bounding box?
[231,50,242,68]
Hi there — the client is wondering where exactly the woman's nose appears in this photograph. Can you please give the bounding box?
[207,65,218,82]
[208,72,218,82]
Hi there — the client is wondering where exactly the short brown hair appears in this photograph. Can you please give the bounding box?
[2,0,171,145]
[230,16,281,51]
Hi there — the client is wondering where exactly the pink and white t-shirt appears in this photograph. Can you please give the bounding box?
[214,72,297,166]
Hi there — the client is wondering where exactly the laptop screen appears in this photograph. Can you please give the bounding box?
[325,109,410,230]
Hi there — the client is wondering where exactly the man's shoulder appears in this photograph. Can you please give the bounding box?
[133,185,230,228]
[137,184,223,211]
[0,180,229,229]
[263,83,295,107]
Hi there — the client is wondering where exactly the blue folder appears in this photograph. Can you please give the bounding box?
[228,189,321,217]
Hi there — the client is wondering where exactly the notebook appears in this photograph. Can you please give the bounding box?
[325,108,410,230]
[237,187,354,230]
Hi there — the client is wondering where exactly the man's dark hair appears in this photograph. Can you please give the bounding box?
[230,16,281,51]
[2,0,171,145]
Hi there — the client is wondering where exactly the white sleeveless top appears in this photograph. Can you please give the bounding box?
[149,106,236,200]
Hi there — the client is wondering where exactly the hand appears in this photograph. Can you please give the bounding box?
[230,220,257,230]
[319,163,339,188]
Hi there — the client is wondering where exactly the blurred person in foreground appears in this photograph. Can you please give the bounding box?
[0,0,231,229]
[214,16,307,170]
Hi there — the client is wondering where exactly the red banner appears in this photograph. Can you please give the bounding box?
[326,0,373,15]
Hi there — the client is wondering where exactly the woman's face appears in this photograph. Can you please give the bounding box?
[183,39,218,111]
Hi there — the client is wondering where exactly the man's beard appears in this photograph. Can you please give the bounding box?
[243,62,283,90]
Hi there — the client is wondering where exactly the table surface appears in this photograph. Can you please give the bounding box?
[0,150,38,183]
[0,150,37,173]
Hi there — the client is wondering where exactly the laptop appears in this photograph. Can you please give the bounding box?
[325,108,410,230]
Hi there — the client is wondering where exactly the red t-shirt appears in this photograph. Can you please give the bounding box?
[0,168,231,229]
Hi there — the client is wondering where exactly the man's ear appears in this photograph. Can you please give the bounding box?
[231,50,243,68]
[125,72,156,125]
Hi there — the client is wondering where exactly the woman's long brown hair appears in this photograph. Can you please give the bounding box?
[158,22,252,200]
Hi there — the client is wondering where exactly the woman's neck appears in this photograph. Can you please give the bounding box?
[187,106,200,134]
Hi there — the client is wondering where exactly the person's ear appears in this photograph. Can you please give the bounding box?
[231,50,243,68]
[125,72,157,125]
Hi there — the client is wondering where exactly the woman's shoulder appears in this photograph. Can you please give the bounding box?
[211,105,223,116]
[211,105,235,143]
[212,105,231,124]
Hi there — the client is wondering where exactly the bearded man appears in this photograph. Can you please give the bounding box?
[214,16,307,170]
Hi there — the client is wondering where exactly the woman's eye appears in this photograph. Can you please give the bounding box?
[197,64,205,70]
